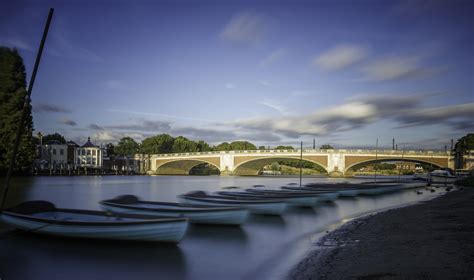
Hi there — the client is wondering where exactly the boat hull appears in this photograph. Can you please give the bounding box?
[101,204,249,226]
[0,212,188,242]
[177,197,287,215]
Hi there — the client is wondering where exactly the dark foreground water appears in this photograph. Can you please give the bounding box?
[0,176,441,280]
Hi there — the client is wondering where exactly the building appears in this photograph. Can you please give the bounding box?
[41,140,68,169]
[67,141,79,165]
[75,137,103,169]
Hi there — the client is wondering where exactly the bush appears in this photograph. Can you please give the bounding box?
[454,177,474,187]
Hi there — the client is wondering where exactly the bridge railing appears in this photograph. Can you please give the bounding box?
[143,149,449,158]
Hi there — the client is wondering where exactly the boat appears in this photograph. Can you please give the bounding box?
[178,191,287,215]
[248,188,340,202]
[302,183,360,197]
[0,200,188,243]
[100,195,249,225]
[427,170,457,185]
[216,190,319,207]
[357,182,403,195]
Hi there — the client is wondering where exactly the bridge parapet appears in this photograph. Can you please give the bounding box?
[140,149,452,176]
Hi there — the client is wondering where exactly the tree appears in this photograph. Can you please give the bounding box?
[275,145,294,150]
[258,146,266,150]
[215,142,232,151]
[114,137,139,156]
[0,47,35,175]
[105,143,115,157]
[172,136,199,153]
[141,134,174,154]
[320,144,334,149]
[230,141,257,150]
[42,132,66,144]
[197,140,212,152]
[270,162,280,171]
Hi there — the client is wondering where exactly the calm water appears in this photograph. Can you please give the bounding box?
[0,175,442,280]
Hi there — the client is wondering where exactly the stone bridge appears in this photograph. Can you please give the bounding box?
[135,149,453,177]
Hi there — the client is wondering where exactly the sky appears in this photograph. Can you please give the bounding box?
[1,0,473,150]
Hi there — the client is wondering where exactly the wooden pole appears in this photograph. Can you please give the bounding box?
[374,138,378,183]
[1,8,54,213]
[299,141,303,188]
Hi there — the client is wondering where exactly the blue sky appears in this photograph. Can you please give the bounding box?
[1,0,473,149]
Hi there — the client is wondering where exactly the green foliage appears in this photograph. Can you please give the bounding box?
[277,159,326,172]
[0,47,35,175]
[320,144,334,149]
[275,145,294,150]
[42,132,66,144]
[455,134,474,150]
[215,142,231,151]
[114,137,140,156]
[270,162,280,171]
[140,134,174,154]
[172,136,198,153]
[455,176,474,188]
[105,143,115,157]
[258,146,266,150]
[374,163,397,170]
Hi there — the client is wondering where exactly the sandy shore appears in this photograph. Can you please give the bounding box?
[289,187,474,280]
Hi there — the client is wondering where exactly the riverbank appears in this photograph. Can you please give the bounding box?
[289,187,474,279]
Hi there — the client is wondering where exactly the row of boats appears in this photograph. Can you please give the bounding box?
[0,181,434,243]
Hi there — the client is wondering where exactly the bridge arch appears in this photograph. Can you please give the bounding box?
[344,158,443,175]
[155,159,220,175]
[233,156,328,176]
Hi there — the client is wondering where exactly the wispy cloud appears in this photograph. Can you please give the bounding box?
[314,44,368,71]
[107,119,171,132]
[103,80,126,90]
[230,94,472,139]
[0,37,34,51]
[106,108,215,123]
[361,55,439,81]
[258,80,271,87]
[259,100,287,115]
[220,11,267,45]
[225,83,236,89]
[59,117,77,126]
[33,104,71,113]
[260,48,286,66]
[47,28,102,62]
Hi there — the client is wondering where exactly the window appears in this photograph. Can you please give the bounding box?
[77,159,80,164]
[60,149,64,155]
[82,150,85,155]
[92,158,96,165]
[53,149,56,155]
[87,157,91,164]
[87,150,91,156]
[77,150,80,155]
[92,149,96,156]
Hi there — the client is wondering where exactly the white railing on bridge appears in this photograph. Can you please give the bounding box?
[145,149,450,157]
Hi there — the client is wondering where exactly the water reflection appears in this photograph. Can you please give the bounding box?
[1,176,440,280]
[0,229,187,280]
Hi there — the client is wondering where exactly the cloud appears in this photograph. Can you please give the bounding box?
[314,44,367,71]
[47,29,102,62]
[59,117,77,126]
[103,80,126,90]
[88,123,104,130]
[258,80,271,87]
[107,119,172,132]
[170,127,236,143]
[106,108,215,123]
[220,11,267,45]
[231,94,471,139]
[259,100,287,115]
[394,103,474,128]
[33,103,71,113]
[0,37,34,51]
[361,56,438,81]
[225,83,236,89]
[260,48,286,66]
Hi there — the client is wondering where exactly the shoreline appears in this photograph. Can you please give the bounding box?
[289,187,474,279]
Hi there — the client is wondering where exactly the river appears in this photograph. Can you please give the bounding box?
[0,175,441,280]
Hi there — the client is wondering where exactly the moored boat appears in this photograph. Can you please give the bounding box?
[302,183,360,197]
[100,195,249,226]
[178,191,287,215]
[216,190,319,207]
[0,200,188,243]
[427,170,457,185]
[249,188,340,202]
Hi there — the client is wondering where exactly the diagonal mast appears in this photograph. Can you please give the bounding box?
[0,8,54,213]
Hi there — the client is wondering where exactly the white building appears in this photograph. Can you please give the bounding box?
[75,137,103,168]
[42,140,68,169]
